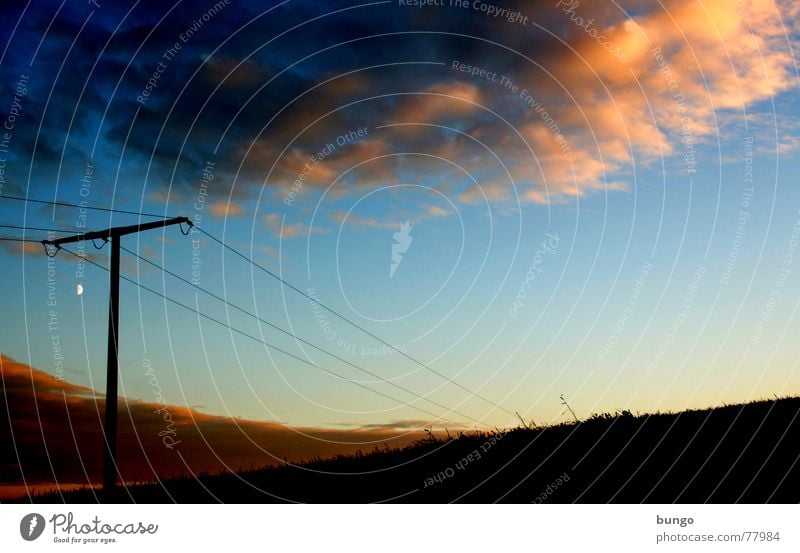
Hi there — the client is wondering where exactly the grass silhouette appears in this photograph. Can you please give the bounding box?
[19,396,800,503]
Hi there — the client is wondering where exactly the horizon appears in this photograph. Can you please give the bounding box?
[1,0,800,500]
[2,351,795,501]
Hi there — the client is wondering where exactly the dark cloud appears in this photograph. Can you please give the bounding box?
[0,0,796,220]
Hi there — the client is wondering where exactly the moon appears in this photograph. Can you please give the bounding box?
[76,283,84,296]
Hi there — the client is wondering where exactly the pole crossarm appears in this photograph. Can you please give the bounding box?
[42,216,191,247]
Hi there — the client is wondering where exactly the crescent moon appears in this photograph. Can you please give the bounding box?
[76,283,84,296]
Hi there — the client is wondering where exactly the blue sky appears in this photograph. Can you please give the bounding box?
[1,0,800,431]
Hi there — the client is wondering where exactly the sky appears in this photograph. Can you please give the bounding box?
[1,0,800,491]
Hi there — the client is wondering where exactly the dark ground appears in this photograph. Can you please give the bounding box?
[17,396,800,503]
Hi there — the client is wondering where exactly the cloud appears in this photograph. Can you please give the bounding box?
[0,355,424,498]
[391,81,483,124]
[262,213,326,239]
[147,191,180,204]
[330,203,454,231]
[355,419,453,431]
[209,200,247,219]
[0,241,43,256]
[426,205,451,218]
[330,210,397,230]
[6,0,798,213]
[0,242,127,276]
[458,178,514,205]
[155,235,177,245]
[200,57,268,89]
[513,0,799,200]
[259,244,278,257]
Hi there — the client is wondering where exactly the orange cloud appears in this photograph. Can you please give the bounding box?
[392,81,483,124]
[0,241,42,255]
[0,355,424,499]
[458,179,512,204]
[218,1,798,208]
[426,205,450,218]
[525,0,798,201]
[209,200,247,218]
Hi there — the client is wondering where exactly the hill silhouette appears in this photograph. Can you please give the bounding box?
[19,396,800,503]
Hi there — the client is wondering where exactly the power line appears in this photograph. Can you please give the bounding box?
[194,226,514,418]
[11,218,506,422]
[59,245,474,428]
[119,245,488,427]
[0,237,43,242]
[0,223,82,234]
[0,194,171,219]
[0,224,130,251]
[0,209,514,415]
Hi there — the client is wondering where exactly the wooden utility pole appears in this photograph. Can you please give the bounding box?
[44,216,190,501]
